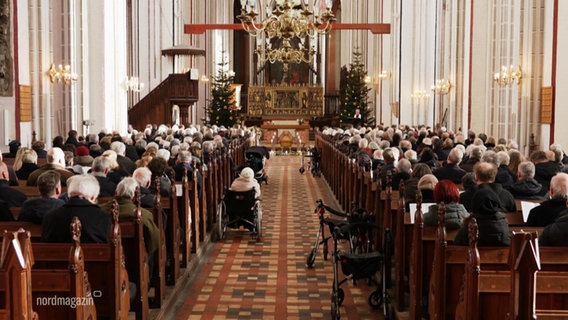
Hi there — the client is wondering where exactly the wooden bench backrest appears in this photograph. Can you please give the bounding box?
[0,229,38,320]
[427,206,568,320]
[0,211,131,320]
[31,218,97,320]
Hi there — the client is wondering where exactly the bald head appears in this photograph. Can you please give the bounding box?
[47,147,66,167]
[473,162,497,184]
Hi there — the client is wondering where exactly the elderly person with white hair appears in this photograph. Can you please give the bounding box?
[91,156,117,197]
[133,167,155,208]
[101,177,160,254]
[27,147,75,186]
[433,147,467,184]
[102,149,126,184]
[230,167,261,199]
[111,141,136,175]
[42,174,112,243]
[507,161,545,200]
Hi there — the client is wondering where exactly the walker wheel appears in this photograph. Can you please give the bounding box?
[299,167,305,174]
[337,288,345,306]
[306,250,316,268]
[368,290,383,309]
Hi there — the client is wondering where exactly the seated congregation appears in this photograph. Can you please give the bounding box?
[0,123,252,318]
[315,124,568,318]
[2,120,568,318]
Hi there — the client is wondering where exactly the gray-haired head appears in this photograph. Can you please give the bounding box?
[115,177,139,199]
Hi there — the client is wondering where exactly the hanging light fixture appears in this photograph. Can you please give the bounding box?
[238,0,335,72]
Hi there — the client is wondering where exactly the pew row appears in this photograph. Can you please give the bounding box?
[30,217,98,320]
[0,199,147,320]
[426,205,568,320]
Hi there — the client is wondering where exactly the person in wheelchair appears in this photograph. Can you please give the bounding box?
[230,167,261,199]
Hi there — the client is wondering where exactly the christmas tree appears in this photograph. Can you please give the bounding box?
[204,59,238,127]
[339,49,375,127]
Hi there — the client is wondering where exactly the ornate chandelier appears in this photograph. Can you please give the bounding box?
[238,0,335,71]
[256,38,316,72]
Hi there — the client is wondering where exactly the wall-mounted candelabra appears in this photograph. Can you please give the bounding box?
[431,79,451,95]
[123,76,144,92]
[364,70,390,88]
[493,65,522,87]
[411,90,430,100]
[48,64,78,85]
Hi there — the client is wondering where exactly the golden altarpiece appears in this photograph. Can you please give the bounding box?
[247,84,323,146]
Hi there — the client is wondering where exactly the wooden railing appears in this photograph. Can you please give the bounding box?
[128,72,198,129]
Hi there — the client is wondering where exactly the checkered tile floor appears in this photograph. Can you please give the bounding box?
[174,156,382,319]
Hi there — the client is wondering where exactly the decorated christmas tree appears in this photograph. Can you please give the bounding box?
[339,49,375,127]
[204,59,238,127]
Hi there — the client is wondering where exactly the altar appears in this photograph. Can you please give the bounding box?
[260,120,310,146]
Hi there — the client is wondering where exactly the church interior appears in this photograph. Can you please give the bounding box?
[0,0,567,319]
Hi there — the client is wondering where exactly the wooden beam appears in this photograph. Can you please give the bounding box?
[184,23,390,35]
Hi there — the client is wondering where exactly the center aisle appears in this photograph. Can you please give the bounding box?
[172,155,380,319]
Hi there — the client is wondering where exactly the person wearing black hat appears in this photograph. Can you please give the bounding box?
[454,188,510,246]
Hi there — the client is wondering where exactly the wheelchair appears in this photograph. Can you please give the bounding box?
[216,188,262,242]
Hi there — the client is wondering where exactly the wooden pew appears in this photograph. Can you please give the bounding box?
[100,191,165,311]
[427,206,568,320]
[142,181,166,308]
[114,199,149,320]
[393,181,406,311]
[454,224,539,320]
[0,217,132,319]
[177,166,199,268]
[30,217,98,320]
[0,229,38,320]
[160,174,181,285]
[400,193,543,316]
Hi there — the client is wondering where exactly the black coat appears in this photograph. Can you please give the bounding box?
[125,145,140,162]
[539,211,568,246]
[495,165,515,189]
[140,187,156,209]
[459,186,477,212]
[454,213,510,246]
[526,197,567,227]
[0,180,27,207]
[18,197,65,224]
[507,178,545,200]
[0,200,14,221]
[117,155,136,176]
[433,163,467,184]
[42,197,111,243]
[534,161,560,195]
[459,158,479,173]
[94,175,117,198]
[16,162,39,180]
[488,183,517,213]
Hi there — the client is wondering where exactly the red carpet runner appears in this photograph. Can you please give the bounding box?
[175,155,380,319]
